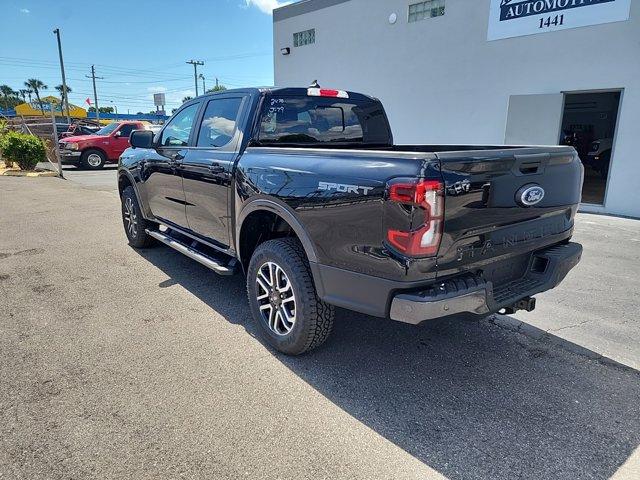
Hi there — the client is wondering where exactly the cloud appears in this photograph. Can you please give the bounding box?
[244,0,291,15]
[19,8,30,14]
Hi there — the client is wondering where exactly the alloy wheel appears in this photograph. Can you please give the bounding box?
[123,197,138,238]
[256,261,296,336]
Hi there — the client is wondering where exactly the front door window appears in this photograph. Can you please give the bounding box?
[160,104,200,147]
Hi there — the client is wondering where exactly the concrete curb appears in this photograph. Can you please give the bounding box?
[490,314,638,374]
[2,169,59,177]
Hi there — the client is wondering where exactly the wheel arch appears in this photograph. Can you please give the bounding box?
[118,169,152,220]
[81,146,109,160]
[236,199,319,273]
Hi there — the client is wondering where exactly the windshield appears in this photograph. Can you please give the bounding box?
[95,123,119,136]
[257,94,392,146]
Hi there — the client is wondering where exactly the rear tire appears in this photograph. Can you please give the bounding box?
[81,149,106,170]
[247,238,335,355]
[121,186,156,248]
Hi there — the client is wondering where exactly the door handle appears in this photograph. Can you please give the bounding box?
[168,151,185,169]
[209,163,225,174]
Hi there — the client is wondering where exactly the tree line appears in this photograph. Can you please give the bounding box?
[0,79,72,114]
[2,79,229,115]
[181,84,227,103]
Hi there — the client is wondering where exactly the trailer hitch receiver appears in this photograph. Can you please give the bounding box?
[501,296,536,315]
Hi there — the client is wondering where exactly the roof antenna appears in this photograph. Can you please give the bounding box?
[309,80,320,88]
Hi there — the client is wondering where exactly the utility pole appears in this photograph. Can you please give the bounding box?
[186,60,204,96]
[49,106,63,178]
[53,28,71,124]
[216,77,219,90]
[85,65,103,122]
[199,74,206,93]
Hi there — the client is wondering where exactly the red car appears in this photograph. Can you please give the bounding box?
[59,121,148,169]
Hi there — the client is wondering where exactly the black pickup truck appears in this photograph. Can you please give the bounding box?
[118,86,583,355]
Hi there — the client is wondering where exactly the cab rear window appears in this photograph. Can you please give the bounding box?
[257,95,392,146]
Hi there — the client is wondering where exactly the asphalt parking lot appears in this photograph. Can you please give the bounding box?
[1,175,639,479]
[61,165,118,191]
[39,162,119,192]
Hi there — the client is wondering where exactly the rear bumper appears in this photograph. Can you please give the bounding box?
[389,242,582,325]
[311,242,582,323]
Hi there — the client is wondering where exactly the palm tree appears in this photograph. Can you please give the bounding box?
[25,88,33,102]
[55,84,72,117]
[206,84,227,93]
[24,78,47,115]
[18,89,29,102]
[0,85,15,110]
[54,84,72,103]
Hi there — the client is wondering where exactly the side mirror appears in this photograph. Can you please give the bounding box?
[130,130,155,149]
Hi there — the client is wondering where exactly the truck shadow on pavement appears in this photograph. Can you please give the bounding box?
[136,247,640,480]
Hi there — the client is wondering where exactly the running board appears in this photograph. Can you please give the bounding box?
[146,229,236,276]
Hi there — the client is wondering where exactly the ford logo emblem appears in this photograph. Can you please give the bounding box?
[516,184,545,207]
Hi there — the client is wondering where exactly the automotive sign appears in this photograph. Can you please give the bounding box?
[487,0,631,41]
[153,93,166,107]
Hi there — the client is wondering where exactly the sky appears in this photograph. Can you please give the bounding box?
[0,0,292,113]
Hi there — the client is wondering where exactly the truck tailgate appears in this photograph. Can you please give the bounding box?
[435,146,583,280]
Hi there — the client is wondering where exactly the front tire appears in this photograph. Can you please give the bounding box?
[81,149,106,170]
[247,238,335,355]
[121,186,156,248]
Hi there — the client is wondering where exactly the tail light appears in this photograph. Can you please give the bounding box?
[386,179,444,257]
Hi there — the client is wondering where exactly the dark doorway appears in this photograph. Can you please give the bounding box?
[560,91,621,205]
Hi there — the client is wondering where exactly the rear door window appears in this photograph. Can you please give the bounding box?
[196,97,243,148]
[258,95,392,146]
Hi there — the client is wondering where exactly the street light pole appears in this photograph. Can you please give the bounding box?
[199,74,206,93]
[53,28,71,124]
[186,60,204,96]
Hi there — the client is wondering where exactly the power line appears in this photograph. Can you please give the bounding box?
[0,51,271,77]
[0,59,190,82]
[0,53,273,112]
[0,58,273,93]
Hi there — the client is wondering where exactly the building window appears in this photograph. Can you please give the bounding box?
[408,0,445,23]
[293,28,315,47]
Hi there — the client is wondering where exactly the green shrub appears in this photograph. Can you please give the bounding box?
[0,131,46,170]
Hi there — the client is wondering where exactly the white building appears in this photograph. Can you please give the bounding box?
[273,0,639,217]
